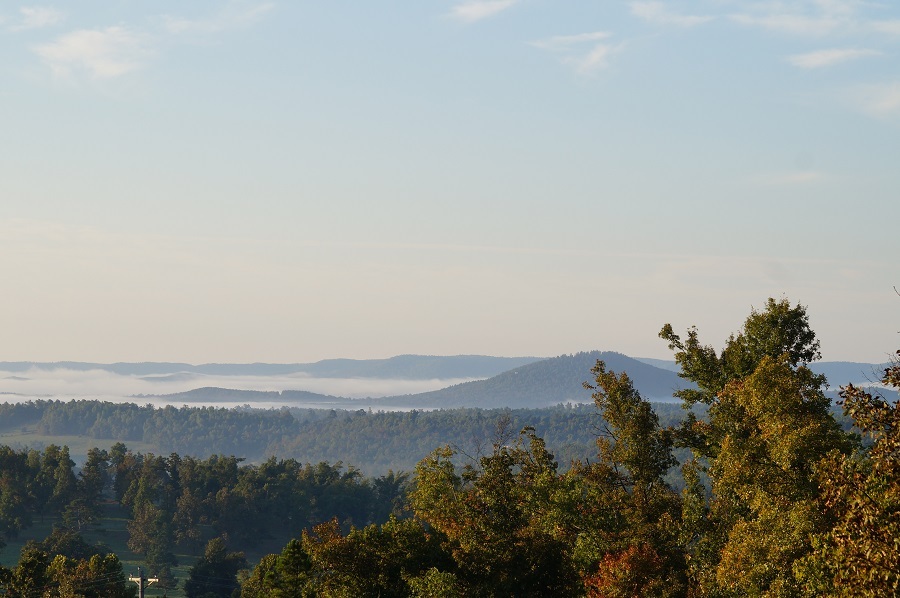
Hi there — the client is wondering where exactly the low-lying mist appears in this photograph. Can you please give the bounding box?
[0,367,478,406]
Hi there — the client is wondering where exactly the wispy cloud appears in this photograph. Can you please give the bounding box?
[449,0,518,23]
[728,0,863,36]
[29,4,274,81]
[11,6,64,30]
[630,2,713,27]
[33,26,148,79]
[787,47,880,68]
[730,12,842,36]
[566,44,619,74]
[531,31,621,74]
[163,2,274,35]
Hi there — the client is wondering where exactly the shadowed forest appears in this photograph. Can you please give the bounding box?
[0,299,898,597]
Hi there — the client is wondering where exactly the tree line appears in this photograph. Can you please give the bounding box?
[0,399,699,476]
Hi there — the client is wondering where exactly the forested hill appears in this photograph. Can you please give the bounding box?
[371,351,688,408]
[142,352,687,409]
[0,355,540,379]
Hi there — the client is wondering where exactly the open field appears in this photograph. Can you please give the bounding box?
[0,425,159,464]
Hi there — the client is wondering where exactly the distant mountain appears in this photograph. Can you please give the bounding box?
[142,352,687,409]
[0,355,542,380]
[634,358,680,372]
[811,361,893,387]
[141,387,344,405]
[296,355,542,379]
[634,358,894,388]
[370,351,689,409]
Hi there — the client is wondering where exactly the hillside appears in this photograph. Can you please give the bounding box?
[370,351,688,408]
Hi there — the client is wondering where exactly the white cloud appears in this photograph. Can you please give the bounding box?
[728,0,866,36]
[12,6,63,30]
[531,31,620,74]
[787,47,880,68]
[566,43,619,74]
[730,12,842,35]
[449,0,518,23]
[630,2,713,27]
[163,2,274,35]
[33,26,148,79]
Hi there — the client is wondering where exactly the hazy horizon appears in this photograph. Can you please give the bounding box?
[0,366,480,402]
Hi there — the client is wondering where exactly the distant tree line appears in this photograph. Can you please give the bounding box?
[0,399,699,476]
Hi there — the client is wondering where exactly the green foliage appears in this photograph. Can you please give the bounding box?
[301,516,447,597]
[579,362,686,597]
[36,527,107,561]
[406,567,463,598]
[240,539,314,597]
[810,354,900,597]
[411,428,583,597]
[662,297,855,597]
[0,398,694,478]
[184,537,247,598]
[660,297,822,408]
[1,543,134,598]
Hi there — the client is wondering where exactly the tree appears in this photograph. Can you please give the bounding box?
[660,297,822,409]
[411,428,582,596]
[78,447,110,504]
[46,552,136,598]
[579,362,685,597]
[5,546,50,597]
[660,298,854,596]
[38,527,107,561]
[240,539,314,598]
[0,447,33,548]
[184,537,247,598]
[810,353,900,596]
[302,516,448,597]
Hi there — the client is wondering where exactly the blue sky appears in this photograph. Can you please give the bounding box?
[1,0,898,363]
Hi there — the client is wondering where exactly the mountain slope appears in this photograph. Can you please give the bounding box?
[371,351,688,408]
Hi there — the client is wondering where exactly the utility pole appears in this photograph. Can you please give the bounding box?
[129,567,159,598]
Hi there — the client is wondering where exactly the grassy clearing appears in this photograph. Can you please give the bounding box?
[0,425,159,463]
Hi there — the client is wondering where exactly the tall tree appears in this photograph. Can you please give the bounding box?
[579,362,685,598]
[660,298,853,596]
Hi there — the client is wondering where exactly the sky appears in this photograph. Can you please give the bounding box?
[0,0,898,364]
